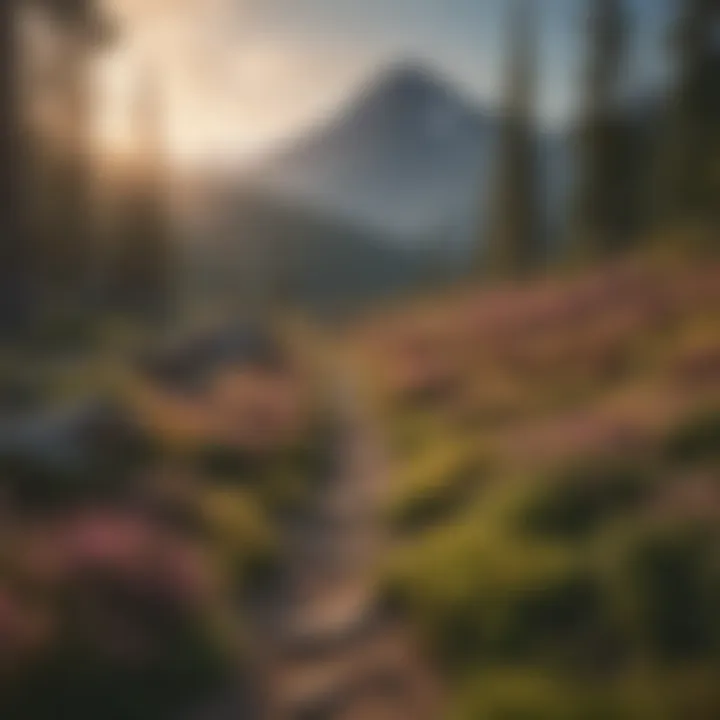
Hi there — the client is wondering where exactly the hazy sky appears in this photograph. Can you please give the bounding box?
[96,0,675,164]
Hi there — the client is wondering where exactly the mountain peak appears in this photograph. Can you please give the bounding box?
[364,61,457,107]
[338,60,476,138]
[377,61,445,91]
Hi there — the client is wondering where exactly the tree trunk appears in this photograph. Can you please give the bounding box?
[0,0,32,335]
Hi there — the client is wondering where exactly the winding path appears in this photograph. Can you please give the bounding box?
[248,370,441,719]
[189,368,440,720]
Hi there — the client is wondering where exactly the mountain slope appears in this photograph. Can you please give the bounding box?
[250,62,567,244]
[186,186,442,318]
[252,63,499,238]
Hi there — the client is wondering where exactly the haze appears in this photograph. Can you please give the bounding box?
[96,0,673,165]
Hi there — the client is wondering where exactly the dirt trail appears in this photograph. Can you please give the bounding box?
[248,371,441,720]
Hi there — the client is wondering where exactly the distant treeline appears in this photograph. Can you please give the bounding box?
[483,0,720,278]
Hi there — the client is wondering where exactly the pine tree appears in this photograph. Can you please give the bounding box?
[31,0,112,313]
[484,0,541,279]
[0,0,32,334]
[569,0,633,261]
[109,69,172,322]
[654,0,720,236]
[0,0,113,337]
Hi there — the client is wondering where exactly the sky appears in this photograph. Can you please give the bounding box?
[95,0,676,165]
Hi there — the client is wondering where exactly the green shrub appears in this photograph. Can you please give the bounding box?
[607,520,720,661]
[663,407,720,464]
[385,437,488,533]
[519,461,653,540]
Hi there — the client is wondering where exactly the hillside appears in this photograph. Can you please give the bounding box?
[349,255,720,719]
[188,186,451,319]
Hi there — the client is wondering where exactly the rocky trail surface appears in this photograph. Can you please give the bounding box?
[193,371,441,720]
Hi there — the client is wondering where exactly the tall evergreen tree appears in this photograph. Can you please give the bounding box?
[0,0,33,335]
[653,0,720,235]
[570,0,633,260]
[0,0,112,338]
[109,69,172,322]
[30,0,112,313]
[484,0,540,278]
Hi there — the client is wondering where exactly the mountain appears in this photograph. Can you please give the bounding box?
[250,63,498,239]
[184,62,571,317]
[249,62,567,244]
